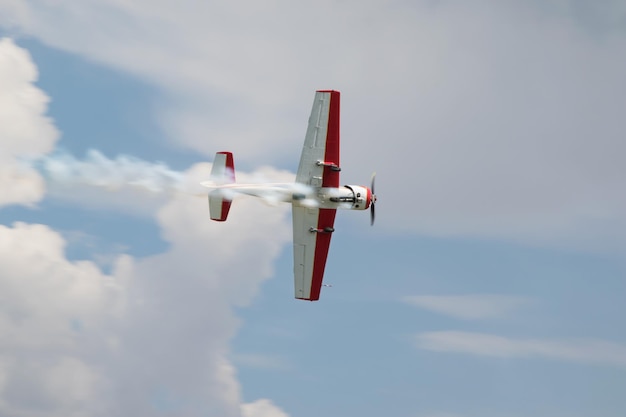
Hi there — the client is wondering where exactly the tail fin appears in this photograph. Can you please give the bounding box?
[209,152,235,222]
[210,151,235,184]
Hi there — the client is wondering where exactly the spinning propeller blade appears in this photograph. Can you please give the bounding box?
[370,172,377,226]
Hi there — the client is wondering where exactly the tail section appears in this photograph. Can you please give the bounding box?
[209,152,235,222]
[210,151,235,184]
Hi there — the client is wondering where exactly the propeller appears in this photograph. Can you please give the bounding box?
[370,172,377,226]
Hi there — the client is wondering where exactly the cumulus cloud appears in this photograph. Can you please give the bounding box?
[403,294,530,320]
[0,41,294,412]
[0,37,59,206]
[415,331,626,368]
[241,399,290,417]
[0,189,292,415]
[0,222,122,416]
[85,176,291,416]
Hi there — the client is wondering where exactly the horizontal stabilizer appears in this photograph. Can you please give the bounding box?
[209,191,232,221]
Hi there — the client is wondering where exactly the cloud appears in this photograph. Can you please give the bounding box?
[338,1,626,252]
[3,2,626,251]
[0,164,292,416]
[113,177,293,414]
[403,294,530,320]
[241,399,290,417]
[0,37,59,207]
[83,167,291,415]
[415,331,626,368]
[0,42,294,413]
[0,222,122,416]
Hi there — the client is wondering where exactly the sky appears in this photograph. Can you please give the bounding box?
[0,1,625,416]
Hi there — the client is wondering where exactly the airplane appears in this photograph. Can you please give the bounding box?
[201,90,377,301]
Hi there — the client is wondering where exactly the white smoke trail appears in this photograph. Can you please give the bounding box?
[34,149,187,194]
[27,149,310,213]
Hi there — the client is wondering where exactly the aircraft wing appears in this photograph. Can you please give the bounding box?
[292,206,337,300]
[292,90,340,301]
[295,90,340,188]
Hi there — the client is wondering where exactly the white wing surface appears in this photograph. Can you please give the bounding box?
[292,90,340,301]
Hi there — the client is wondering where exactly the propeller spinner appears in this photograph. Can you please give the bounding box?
[370,172,377,226]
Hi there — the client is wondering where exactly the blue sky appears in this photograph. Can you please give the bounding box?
[1,1,625,416]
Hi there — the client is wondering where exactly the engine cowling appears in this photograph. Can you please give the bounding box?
[347,185,372,210]
[327,185,371,210]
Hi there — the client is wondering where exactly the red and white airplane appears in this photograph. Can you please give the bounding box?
[202,90,377,301]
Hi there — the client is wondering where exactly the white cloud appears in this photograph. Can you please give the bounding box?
[242,399,290,417]
[0,222,123,350]
[0,42,294,411]
[0,160,293,416]
[415,331,626,368]
[81,169,291,415]
[403,294,530,320]
[0,37,59,207]
[344,3,626,252]
[39,357,101,410]
[0,357,104,417]
[0,222,122,416]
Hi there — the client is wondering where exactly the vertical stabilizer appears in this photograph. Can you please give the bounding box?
[210,151,235,183]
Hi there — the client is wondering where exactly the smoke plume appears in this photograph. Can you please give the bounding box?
[33,149,187,193]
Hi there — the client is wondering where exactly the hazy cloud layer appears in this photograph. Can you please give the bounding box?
[2,2,625,251]
[416,331,626,368]
[404,294,530,320]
